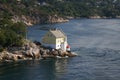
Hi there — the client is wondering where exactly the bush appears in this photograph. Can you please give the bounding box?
[0,47,4,52]
[11,22,26,38]
[0,19,27,48]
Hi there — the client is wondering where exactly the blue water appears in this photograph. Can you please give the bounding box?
[0,19,120,80]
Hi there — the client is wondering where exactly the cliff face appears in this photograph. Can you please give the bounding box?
[11,15,44,26]
[48,15,69,23]
[12,15,34,26]
[11,14,69,26]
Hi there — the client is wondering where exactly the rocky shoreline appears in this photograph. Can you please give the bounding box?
[0,40,77,63]
[11,14,120,26]
[11,14,69,26]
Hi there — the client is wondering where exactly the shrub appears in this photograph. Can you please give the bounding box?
[0,19,27,48]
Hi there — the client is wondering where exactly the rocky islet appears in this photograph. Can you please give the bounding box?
[0,40,77,62]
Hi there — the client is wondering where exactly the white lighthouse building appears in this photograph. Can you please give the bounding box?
[42,29,70,51]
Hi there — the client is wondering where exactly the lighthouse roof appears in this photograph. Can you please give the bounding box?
[50,29,66,38]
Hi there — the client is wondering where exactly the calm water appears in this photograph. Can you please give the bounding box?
[1,19,120,80]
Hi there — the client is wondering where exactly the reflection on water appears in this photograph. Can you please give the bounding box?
[0,59,70,80]
[55,59,68,73]
[0,48,120,80]
[0,59,67,80]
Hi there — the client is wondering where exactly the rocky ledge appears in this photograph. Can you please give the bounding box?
[0,40,77,62]
[48,15,69,23]
[12,14,69,26]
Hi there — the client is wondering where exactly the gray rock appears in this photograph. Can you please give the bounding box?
[1,51,14,61]
[52,50,58,56]
[32,47,41,59]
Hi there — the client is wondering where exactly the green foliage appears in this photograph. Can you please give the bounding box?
[11,22,26,37]
[0,19,13,28]
[0,2,119,26]
[0,19,26,48]
[1,0,120,21]
[0,47,4,52]
[39,0,120,18]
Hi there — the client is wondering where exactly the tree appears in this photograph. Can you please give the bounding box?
[0,19,27,48]
[11,22,26,38]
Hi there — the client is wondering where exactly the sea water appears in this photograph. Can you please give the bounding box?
[0,19,120,80]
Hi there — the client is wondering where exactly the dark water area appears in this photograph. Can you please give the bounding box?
[1,19,120,80]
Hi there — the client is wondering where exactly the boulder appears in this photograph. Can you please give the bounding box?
[57,49,66,57]
[39,48,44,55]
[33,41,42,46]
[51,50,58,56]
[0,52,3,61]
[29,41,37,48]
[12,55,18,61]
[1,51,14,61]
[23,47,41,59]
[24,48,34,58]
[42,50,47,56]
[32,47,41,59]
[67,52,78,57]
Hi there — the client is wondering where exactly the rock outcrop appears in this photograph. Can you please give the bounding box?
[11,14,69,26]
[12,15,36,26]
[48,15,69,23]
[0,40,77,62]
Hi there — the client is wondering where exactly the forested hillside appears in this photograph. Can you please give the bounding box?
[41,0,120,18]
[0,0,120,25]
